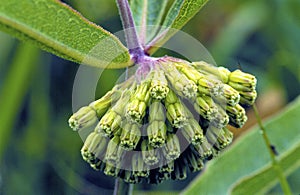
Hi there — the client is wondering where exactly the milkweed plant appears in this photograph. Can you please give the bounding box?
[1,0,294,194]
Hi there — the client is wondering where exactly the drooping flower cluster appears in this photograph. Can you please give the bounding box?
[68,57,257,184]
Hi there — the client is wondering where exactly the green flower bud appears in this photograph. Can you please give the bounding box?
[171,161,187,180]
[177,64,203,84]
[228,70,257,92]
[184,152,204,172]
[181,119,204,145]
[150,69,169,100]
[147,121,167,148]
[105,136,124,165]
[215,84,240,106]
[166,102,187,128]
[141,140,160,165]
[197,77,217,96]
[206,126,232,150]
[193,138,213,159]
[120,123,141,150]
[133,81,151,102]
[194,95,218,120]
[226,104,248,128]
[68,106,97,131]
[149,101,166,122]
[217,67,231,83]
[126,99,147,123]
[81,132,107,164]
[163,134,181,161]
[123,170,139,184]
[104,163,119,177]
[165,90,179,105]
[239,90,257,106]
[132,153,149,177]
[96,110,122,136]
[88,88,120,118]
[159,161,174,174]
[211,106,229,129]
[164,64,197,98]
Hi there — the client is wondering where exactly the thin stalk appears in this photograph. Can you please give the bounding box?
[116,0,144,60]
[113,178,133,195]
[253,104,292,195]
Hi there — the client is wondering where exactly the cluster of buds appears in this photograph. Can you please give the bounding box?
[68,57,257,184]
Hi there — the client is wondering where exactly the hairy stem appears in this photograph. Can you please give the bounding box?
[253,104,292,195]
[113,178,133,195]
[116,0,144,60]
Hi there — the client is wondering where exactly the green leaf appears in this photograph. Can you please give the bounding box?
[231,141,300,194]
[146,0,209,54]
[130,0,168,44]
[0,0,132,69]
[182,96,300,195]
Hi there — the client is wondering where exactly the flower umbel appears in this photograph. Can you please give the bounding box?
[69,57,257,184]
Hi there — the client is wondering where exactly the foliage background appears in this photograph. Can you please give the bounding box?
[0,0,299,194]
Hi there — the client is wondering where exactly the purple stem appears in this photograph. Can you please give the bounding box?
[116,0,145,62]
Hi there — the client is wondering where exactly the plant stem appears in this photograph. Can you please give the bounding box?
[116,0,144,61]
[113,178,133,195]
[253,104,292,195]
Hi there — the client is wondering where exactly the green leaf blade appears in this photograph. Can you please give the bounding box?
[0,0,132,69]
[182,96,300,194]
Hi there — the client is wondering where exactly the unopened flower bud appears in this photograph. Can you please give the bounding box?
[149,101,166,122]
[163,134,181,161]
[150,69,169,100]
[228,70,257,92]
[81,132,107,164]
[91,160,105,171]
[120,123,141,150]
[181,119,204,145]
[96,110,122,136]
[159,161,174,174]
[166,102,187,128]
[123,170,139,184]
[105,136,124,165]
[165,90,179,105]
[211,106,230,129]
[193,138,213,159]
[194,95,218,120]
[226,104,248,128]
[132,153,149,177]
[171,161,187,180]
[239,90,257,106]
[214,84,240,106]
[147,121,167,148]
[126,99,147,123]
[197,77,217,96]
[104,163,120,177]
[68,106,97,131]
[184,152,204,172]
[141,140,160,165]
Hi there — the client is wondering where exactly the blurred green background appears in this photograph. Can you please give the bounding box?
[0,0,299,194]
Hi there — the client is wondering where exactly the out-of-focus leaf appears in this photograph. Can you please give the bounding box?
[130,0,168,44]
[0,44,39,159]
[146,0,209,54]
[182,96,300,195]
[231,141,300,194]
[0,0,132,68]
[210,1,268,63]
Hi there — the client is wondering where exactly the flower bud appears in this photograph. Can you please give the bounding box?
[184,152,204,172]
[150,69,169,100]
[147,121,167,148]
[211,106,229,128]
[68,106,97,131]
[214,84,240,106]
[149,101,166,122]
[158,160,174,174]
[228,70,257,92]
[206,126,232,150]
[226,104,248,128]
[163,134,181,161]
[166,102,187,128]
[194,95,218,120]
[165,90,179,105]
[105,136,124,165]
[239,90,257,106]
[193,138,213,159]
[197,77,217,96]
[171,161,187,180]
[96,110,122,136]
[123,170,139,184]
[104,163,120,177]
[181,119,204,145]
[91,160,105,171]
[81,132,107,164]
[120,123,141,150]
[141,140,160,165]
[132,153,149,177]
[126,99,147,123]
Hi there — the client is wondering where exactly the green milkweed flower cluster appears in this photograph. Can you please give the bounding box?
[68,57,257,184]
